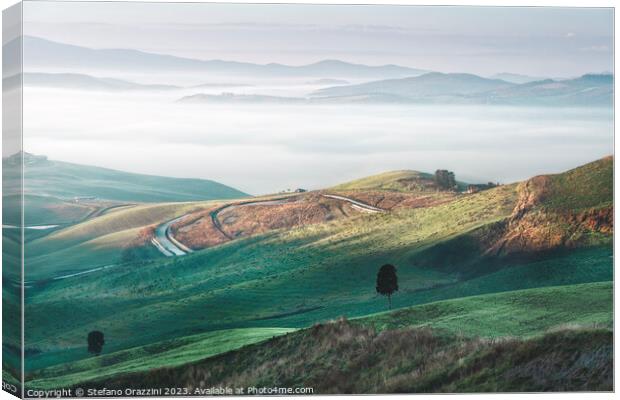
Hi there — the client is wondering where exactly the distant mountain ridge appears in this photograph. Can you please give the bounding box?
[310,72,613,106]
[180,72,612,106]
[19,36,428,79]
[313,72,515,98]
[489,73,550,84]
[23,72,181,91]
[477,74,613,106]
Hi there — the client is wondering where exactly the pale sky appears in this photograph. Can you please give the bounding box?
[23,2,614,77]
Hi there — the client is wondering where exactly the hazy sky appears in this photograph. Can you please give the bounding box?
[23,2,613,76]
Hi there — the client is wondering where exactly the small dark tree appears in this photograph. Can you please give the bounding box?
[376,264,398,309]
[87,331,105,356]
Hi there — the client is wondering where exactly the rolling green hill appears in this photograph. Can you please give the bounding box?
[18,157,613,393]
[98,326,612,392]
[332,170,467,192]
[3,152,248,203]
[26,327,294,389]
[354,281,612,337]
[23,201,225,280]
[536,156,613,211]
[485,156,613,257]
[27,282,611,391]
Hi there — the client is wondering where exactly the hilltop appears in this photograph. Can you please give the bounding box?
[12,152,248,202]
[2,153,247,227]
[332,170,466,192]
[486,156,613,256]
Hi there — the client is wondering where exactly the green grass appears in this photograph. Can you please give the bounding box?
[355,281,612,338]
[18,158,614,390]
[24,201,220,279]
[2,154,249,203]
[8,194,96,226]
[21,185,514,368]
[86,326,612,393]
[23,183,611,375]
[26,281,612,391]
[540,156,612,211]
[27,327,293,390]
[333,170,435,191]
[332,169,469,192]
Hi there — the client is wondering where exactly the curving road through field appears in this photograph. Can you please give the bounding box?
[210,193,386,240]
[152,215,194,257]
[153,193,385,257]
[320,194,386,213]
[210,196,296,240]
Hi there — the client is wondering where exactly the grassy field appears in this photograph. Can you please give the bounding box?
[85,326,612,393]
[23,183,612,374]
[355,281,612,337]
[5,153,248,203]
[26,327,293,389]
[24,201,223,279]
[542,156,613,211]
[16,157,614,392]
[23,185,516,360]
[28,281,611,392]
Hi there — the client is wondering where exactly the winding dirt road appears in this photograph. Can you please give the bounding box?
[152,215,194,257]
[210,196,296,240]
[153,193,386,257]
[320,194,386,213]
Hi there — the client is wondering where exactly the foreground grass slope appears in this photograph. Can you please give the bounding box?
[355,281,612,337]
[45,282,612,393]
[93,327,612,393]
[26,328,293,389]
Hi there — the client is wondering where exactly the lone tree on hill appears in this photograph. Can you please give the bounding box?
[376,264,399,309]
[434,169,456,190]
[87,331,105,356]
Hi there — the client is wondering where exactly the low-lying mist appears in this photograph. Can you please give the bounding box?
[23,87,613,195]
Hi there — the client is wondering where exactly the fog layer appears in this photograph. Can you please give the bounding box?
[24,87,613,195]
